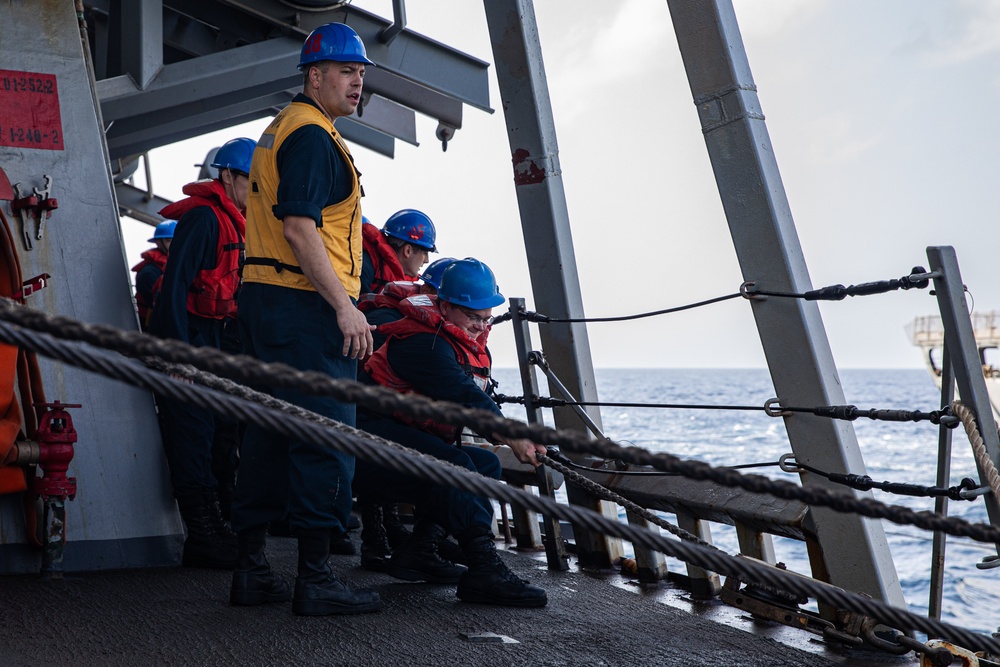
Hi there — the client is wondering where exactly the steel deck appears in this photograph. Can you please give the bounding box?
[0,531,914,667]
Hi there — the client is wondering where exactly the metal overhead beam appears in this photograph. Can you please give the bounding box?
[163,0,282,47]
[363,67,464,130]
[109,111,277,162]
[115,182,172,226]
[358,95,417,147]
[100,41,421,154]
[109,115,397,162]
[88,0,274,59]
[98,37,302,123]
[336,118,395,159]
[162,6,237,58]
[120,0,162,88]
[88,6,111,80]
[105,85,414,160]
[88,1,485,157]
[217,0,492,113]
[104,84,289,152]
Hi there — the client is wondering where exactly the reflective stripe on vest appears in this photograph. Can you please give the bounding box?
[243,101,363,297]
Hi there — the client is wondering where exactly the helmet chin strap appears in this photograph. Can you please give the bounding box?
[221,170,234,201]
[220,170,242,210]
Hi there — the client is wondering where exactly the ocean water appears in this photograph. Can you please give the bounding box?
[490,367,999,636]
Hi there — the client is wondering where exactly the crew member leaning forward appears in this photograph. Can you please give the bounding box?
[355,258,549,608]
[229,22,380,617]
[354,257,458,573]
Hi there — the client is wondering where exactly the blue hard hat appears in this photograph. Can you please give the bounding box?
[383,209,437,252]
[299,23,374,70]
[148,220,177,242]
[420,257,457,291]
[210,137,256,176]
[437,258,505,309]
[362,216,372,225]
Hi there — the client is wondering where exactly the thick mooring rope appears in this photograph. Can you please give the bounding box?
[952,400,1000,502]
[541,452,715,550]
[0,317,998,654]
[0,298,998,545]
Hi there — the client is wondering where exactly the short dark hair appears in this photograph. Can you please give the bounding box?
[302,61,332,87]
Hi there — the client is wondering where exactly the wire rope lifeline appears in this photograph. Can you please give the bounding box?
[496,292,743,324]
[1,297,999,544]
[2,317,999,656]
[494,265,936,325]
[496,393,961,428]
[742,266,938,301]
[542,450,717,549]
[541,450,789,477]
[556,445,983,499]
[779,454,981,501]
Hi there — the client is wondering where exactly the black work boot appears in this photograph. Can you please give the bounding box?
[457,527,547,607]
[388,520,467,584]
[329,528,356,556]
[383,504,412,550]
[177,490,238,569]
[436,535,467,566]
[293,530,381,616]
[230,526,292,606]
[360,503,391,572]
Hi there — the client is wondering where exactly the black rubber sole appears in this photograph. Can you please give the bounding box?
[230,572,293,606]
[230,589,292,606]
[181,555,237,570]
[360,556,391,573]
[388,564,465,585]
[292,599,382,616]
[456,590,548,608]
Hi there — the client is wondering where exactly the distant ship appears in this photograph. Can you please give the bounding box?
[908,312,1000,420]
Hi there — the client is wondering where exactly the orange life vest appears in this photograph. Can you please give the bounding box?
[131,248,168,326]
[357,280,420,314]
[159,179,245,319]
[364,294,493,442]
[361,223,407,294]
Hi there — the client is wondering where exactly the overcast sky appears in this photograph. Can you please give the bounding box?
[122,0,1000,370]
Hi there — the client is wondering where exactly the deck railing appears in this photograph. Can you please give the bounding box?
[909,311,1000,347]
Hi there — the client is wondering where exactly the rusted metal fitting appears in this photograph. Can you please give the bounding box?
[764,398,792,417]
[920,639,980,666]
[740,281,766,300]
[778,453,803,473]
[3,439,41,466]
[859,616,913,656]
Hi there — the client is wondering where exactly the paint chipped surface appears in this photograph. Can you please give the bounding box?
[512,148,547,186]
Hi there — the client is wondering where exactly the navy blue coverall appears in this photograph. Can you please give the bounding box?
[149,207,224,497]
[232,94,359,535]
[354,332,502,535]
